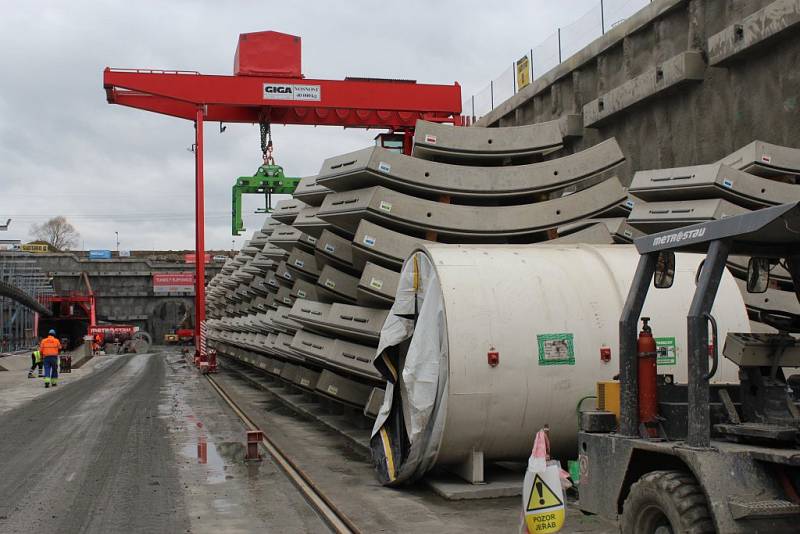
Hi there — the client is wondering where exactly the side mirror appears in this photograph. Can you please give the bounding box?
[747,257,770,293]
[654,251,675,289]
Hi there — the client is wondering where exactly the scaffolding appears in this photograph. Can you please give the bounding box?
[0,253,56,352]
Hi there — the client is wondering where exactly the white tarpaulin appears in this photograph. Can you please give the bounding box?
[370,251,449,485]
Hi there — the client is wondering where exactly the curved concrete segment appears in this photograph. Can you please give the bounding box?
[290,278,319,301]
[289,301,388,345]
[627,198,750,233]
[317,139,623,199]
[274,261,297,287]
[260,243,289,260]
[261,217,284,235]
[290,330,382,381]
[357,263,400,308]
[258,310,284,334]
[549,224,615,244]
[272,332,304,363]
[250,312,275,335]
[267,225,318,253]
[316,264,359,304]
[718,140,800,177]
[321,303,388,345]
[317,178,627,239]
[274,286,296,308]
[273,305,302,334]
[314,229,357,274]
[411,119,563,163]
[293,206,330,238]
[264,270,282,292]
[248,275,271,297]
[352,220,432,271]
[315,370,375,408]
[286,248,321,281]
[270,199,308,225]
[291,366,321,391]
[248,230,269,249]
[292,175,331,206]
[288,299,332,333]
[557,217,643,243]
[250,254,276,273]
[264,293,278,310]
[629,163,800,209]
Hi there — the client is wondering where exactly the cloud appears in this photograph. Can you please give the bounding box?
[0,0,599,250]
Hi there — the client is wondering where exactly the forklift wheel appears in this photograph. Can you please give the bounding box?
[621,470,714,534]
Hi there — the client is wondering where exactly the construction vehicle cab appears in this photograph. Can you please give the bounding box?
[578,202,800,533]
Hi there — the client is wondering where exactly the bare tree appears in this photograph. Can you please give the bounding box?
[30,216,80,251]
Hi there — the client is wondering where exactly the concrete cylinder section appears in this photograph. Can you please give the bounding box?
[370,244,749,485]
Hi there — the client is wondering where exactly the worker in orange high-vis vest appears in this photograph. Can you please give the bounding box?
[39,329,62,388]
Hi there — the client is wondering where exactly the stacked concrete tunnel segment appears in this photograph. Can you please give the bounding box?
[315,138,624,199]
[206,117,640,484]
[622,143,800,333]
[206,0,800,490]
[207,127,800,488]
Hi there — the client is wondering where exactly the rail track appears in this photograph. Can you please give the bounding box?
[205,371,361,534]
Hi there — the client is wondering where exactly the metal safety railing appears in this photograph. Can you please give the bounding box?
[462,0,652,124]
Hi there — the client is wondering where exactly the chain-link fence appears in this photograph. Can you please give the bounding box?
[464,0,652,123]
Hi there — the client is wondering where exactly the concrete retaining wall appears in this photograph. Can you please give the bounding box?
[32,254,221,341]
[477,0,800,184]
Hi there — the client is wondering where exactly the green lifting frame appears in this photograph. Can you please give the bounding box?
[232,163,300,235]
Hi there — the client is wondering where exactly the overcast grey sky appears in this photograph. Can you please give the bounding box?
[0,0,600,251]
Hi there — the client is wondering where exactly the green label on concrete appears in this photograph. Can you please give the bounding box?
[655,336,677,366]
[537,333,575,366]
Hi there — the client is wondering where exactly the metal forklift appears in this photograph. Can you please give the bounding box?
[578,202,800,533]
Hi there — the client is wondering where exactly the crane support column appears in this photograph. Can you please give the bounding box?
[194,107,206,356]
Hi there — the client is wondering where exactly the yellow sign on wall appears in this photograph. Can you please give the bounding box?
[516,55,531,92]
[21,243,49,253]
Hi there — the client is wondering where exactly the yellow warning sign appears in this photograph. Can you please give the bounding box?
[516,55,531,92]
[525,473,565,533]
[527,474,563,511]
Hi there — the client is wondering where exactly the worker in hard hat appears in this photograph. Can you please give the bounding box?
[27,349,43,378]
[39,329,62,388]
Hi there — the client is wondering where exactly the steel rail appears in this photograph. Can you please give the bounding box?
[205,373,360,534]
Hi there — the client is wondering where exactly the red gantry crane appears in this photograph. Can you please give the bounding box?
[103,30,462,359]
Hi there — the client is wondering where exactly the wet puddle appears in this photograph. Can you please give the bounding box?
[181,439,228,484]
[180,434,253,485]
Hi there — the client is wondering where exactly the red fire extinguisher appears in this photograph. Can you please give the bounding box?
[638,317,658,437]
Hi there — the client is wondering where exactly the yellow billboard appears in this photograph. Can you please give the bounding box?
[21,243,49,253]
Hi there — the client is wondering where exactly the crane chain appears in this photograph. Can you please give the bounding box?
[260,121,274,165]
